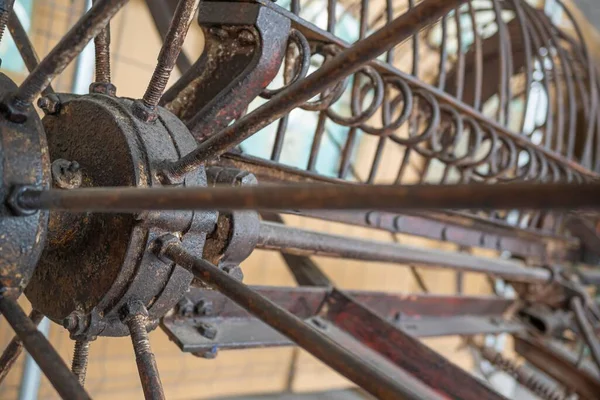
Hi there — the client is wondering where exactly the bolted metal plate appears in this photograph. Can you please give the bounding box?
[25,93,215,338]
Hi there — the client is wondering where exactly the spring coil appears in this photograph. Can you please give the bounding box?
[480,346,565,400]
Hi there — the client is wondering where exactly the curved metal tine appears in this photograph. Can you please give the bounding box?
[6,13,55,96]
[0,296,91,399]
[161,0,467,181]
[571,296,600,372]
[0,309,43,385]
[161,243,443,400]
[6,0,129,114]
[14,182,600,213]
[145,0,192,73]
[138,0,200,120]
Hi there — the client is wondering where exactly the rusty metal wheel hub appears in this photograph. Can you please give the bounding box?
[24,93,216,339]
[0,72,49,299]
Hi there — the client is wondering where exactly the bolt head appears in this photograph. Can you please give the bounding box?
[152,234,181,263]
[131,100,158,123]
[89,82,117,96]
[51,158,83,189]
[193,347,218,359]
[177,298,194,317]
[37,94,61,115]
[120,300,149,322]
[63,311,85,333]
[0,93,28,123]
[197,322,217,339]
[194,299,213,316]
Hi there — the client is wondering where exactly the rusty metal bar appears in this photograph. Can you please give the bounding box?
[0,0,14,46]
[123,301,166,400]
[6,0,128,115]
[145,0,192,73]
[162,0,468,180]
[16,182,600,213]
[0,309,43,385]
[161,286,521,353]
[7,13,54,95]
[161,242,443,400]
[92,0,112,85]
[0,296,90,400]
[257,221,550,283]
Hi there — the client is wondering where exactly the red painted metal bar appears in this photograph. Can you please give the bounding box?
[322,289,508,400]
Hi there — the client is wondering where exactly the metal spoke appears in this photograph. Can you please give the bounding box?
[2,0,129,121]
[0,0,14,46]
[7,12,55,97]
[0,309,43,385]
[122,301,166,400]
[144,0,192,74]
[161,0,468,181]
[15,182,600,213]
[160,240,444,400]
[0,295,90,399]
[71,340,90,386]
[135,0,200,122]
[89,0,115,95]
[257,221,550,283]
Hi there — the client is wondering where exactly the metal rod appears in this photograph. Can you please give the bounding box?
[123,302,165,400]
[162,0,467,180]
[7,0,129,114]
[161,242,443,400]
[71,340,90,386]
[16,182,600,213]
[7,13,54,95]
[257,221,550,283]
[140,0,199,118]
[0,310,43,385]
[0,295,90,400]
[144,0,192,73]
[571,296,600,372]
[18,317,50,400]
[92,0,111,84]
[0,0,14,46]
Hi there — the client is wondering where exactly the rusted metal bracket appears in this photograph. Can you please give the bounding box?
[161,286,523,354]
[162,285,514,399]
[161,1,291,141]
